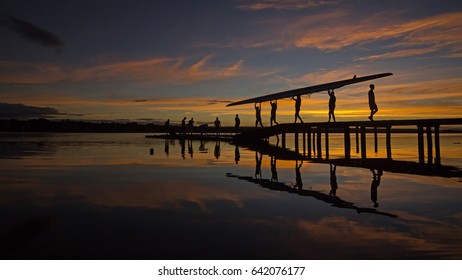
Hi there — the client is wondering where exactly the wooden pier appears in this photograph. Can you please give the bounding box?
[235,118,462,165]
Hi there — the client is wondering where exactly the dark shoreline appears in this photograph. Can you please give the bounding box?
[1,118,461,133]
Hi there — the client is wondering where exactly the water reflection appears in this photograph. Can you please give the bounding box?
[227,154,397,218]
[1,134,461,259]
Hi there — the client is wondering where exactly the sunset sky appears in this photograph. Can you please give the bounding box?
[1,0,462,126]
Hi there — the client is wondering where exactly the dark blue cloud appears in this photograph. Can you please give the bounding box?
[0,13,64,50]
[0,103,60,119]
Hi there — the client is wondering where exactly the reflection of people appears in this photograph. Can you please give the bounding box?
[164,139,169,156]
[255,151,262,179]
[270,156,278,182]
[270,100,278,126]
[214,117,221,135]
[292,95,303,123]
[328,90,336,122]
[180,138,186,159]
[234,145,240,164]
[255,103,263,127]
[234,114,240,134]
[329,164,338,196]
[188,139,193,158]
[214,141,220,159]
[368,84,378,121]
[294,160,303,189]
[370,169,383,207]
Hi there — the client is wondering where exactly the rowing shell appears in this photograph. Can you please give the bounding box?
[226,72,393,107]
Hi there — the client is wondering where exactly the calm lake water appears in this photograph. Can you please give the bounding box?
[0,132,461,259]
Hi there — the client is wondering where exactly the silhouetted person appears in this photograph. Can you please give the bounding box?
[181,117,187,134]
[292,95,303,123]
[270,156,278,182]
[370,169,383,207]
[255,151,262,179]
[329,164,338,196]
[234,114,240,134]
[214,141,221,159]
[368,84,378,121]
[270,100,279,126]
[214,117,221,136]
[255,103,263,127]
[328,90,336,122]
[294,160,303,189]
[188,118,194,134]
[234,145,240,164]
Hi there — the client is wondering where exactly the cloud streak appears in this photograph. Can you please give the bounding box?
[237,0,340,11]
[0,55,248,85]
[0,14,64,50]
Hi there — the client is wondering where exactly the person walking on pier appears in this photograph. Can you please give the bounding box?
[368,84,378,121]
[293,95,303,123]
[255,102,263,127]
[270,100,279,126]
[328,90,336,122]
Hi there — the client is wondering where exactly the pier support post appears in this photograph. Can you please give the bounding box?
[344,126,351,160]
[282,133,286,150]
[302,130,306,156]
[325,127,329,159]
[313,129,316,157]
[374,126,378,153]
[417,125,424,164]
[360,126,367,159]
[317,126,322,159]
[427,126,433,164]
[307,127,311,159]
[355,126,360,154]
[435,125,441,165]
[386,125,392,160]
[295,131,299,154]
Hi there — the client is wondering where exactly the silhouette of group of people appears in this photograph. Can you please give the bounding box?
[250,83,379,126]
[163,84,379,134]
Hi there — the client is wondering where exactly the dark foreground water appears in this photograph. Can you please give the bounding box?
[0,132,461,259]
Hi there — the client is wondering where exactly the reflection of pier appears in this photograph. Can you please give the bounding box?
[235,118,462,165]
[226,173,397,218]
[236,138,462,178]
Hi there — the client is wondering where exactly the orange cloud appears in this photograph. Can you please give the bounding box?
[292,11,462,58]
[0,55,247,85]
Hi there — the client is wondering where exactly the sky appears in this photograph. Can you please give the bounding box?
[1,0,462,126]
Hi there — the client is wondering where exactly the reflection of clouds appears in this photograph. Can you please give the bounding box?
[294,215,461,258]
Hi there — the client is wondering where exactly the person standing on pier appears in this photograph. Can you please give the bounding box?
[234,114,240,134]
[293,95,303,123]
[270,100,279,126]
[181,117,187,134]
[255,102,263,127]
[214,117,221,136]
[328,90,336,122]
[368,84,378,121]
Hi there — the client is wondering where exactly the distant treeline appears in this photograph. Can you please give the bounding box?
[1,118,460,133]
[0,118,164,133]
